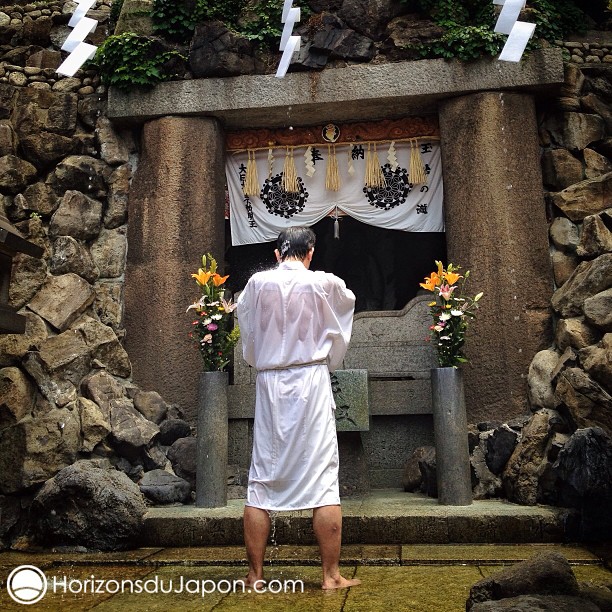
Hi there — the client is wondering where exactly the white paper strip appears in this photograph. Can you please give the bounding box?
[68,0,97,27]
[57,41,97,76]
[275,35,300,78]
[494,0,525,35]
[498,21,536,62]
[61,16,97,51]
[280,7,300,50]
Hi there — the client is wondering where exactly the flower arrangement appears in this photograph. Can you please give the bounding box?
[420,261,483,368]
[187,253,240,372]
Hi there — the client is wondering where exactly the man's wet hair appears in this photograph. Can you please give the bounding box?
[277,226,316,261]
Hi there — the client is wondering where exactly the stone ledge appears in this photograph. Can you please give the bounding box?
[107,49,564,128]
[140,491,578,547]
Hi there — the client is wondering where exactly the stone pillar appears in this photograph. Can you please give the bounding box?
[125,116,226,424]
[439,92,552,423]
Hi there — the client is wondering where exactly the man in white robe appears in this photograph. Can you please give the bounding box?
[236,226,360,590]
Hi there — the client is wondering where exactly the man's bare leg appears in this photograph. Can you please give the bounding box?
[313,505,362,590]
[244,505,271,587]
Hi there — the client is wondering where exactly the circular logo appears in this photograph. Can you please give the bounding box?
[7,565,47,605]
[363,163,411,210]
[261,173,308,219]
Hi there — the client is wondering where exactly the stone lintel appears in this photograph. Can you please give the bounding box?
[107,49,564,129]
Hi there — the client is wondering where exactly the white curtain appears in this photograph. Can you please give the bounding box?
[227,140,444,246]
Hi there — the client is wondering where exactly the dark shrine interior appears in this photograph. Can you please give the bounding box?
[225,217,447,313]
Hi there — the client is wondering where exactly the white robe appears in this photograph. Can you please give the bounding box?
[236,260,355,511]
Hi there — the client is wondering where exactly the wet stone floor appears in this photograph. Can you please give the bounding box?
[0,544,610,611]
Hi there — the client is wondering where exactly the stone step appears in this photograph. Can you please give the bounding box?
[142,491,578,547]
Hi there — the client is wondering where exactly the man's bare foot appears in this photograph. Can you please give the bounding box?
[244,572,266,589]
[321,576,362,590]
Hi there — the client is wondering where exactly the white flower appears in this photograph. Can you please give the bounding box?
[211,313,223,321]
[439,312,451,321]
[451,309,463,316]
[203,317,212,325]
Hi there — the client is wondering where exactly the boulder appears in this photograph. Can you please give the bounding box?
[541,149,584,191]
[577,209,612,258]
[20,130,73,168]
[551,172,612,222]
[109,398,159,460]
[418,446,437,497]
[485,425,519,475]
[549,216,580,253]
[8,251,47,309]
[28,273,95,332]
[0,367,35,430]
[49,190,104,241]
[551,249,580,287]
[189,21,256,78]
[104,163,130,229]
[0,154,37,194]
[81,370,126,420]
[133,390,168,424]
[31,461,147,550]
[527,349,560,410]
[138,469,191,504]
[551,253,612,317]
[142,445,168,471]
[466,552,580,611]
[0,405,81,493]
[584,147,612,179]
[0,310,47,366]
[584,288,612,332]
[544,112,605,152]
[338,0,405,41]
[402,446,429,492]
[502,410,561,505]
[73,317,131,378]
[95,116,129,166]
[554,367,612,434]
[167,436,197,488]
[383,15,445,61]
[20,182,58,217]
[469,595,599,611]
[310,14,374,62]
[547,427,612,540]
[50,235,99,283]
[471,435,502,499]
[93,281,123,331]
[78,397,111,453]
[13,88,77,137]
[90,227,127,278]
[555,317,602,351]
[0,120,16,156]
[579,333,612,390]
[47,155,110,198]
[158,418,191,446]
[0,494,22,547]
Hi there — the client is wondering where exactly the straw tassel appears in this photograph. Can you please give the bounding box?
[243,149,259,197]
[410,139,427,185]
[282,147,299,193]
[325,145,341,191]
[364,143,386,188]
[267,147,274,179]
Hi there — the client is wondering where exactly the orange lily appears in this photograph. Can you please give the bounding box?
[212,273,229,286]
[419,271,441,292]
[444,271,461,285]
[192,269,212,286]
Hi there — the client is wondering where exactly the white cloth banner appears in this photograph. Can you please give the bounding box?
[227,140,444,245]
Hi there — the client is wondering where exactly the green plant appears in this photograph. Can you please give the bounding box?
[420,261,483,367]
[93,32,184,90]
[402,0,588,60]
[151,0,199,40]
[109,0,125,32]
[187,253,240,372]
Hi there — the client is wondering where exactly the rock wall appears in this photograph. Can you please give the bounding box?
[0,0,610,548]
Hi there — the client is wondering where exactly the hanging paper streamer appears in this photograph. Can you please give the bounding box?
[325,145,341,191]
[347,148,355,176]
[387,141,398,171]
[267,147,274,179]
[57,0,98,77]
[282,147,299,193]
[243,150,260,197]
[410,139,427,185]
[276,0,301,78]
[364,143,386,188]
[304,146,316,177]
[493,0,536,63]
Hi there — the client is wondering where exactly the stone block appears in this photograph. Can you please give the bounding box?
[332,369,369,431]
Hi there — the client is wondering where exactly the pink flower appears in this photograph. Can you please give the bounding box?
[439,284,456,300]
[207,323,218,331]
[201,334,213,344]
